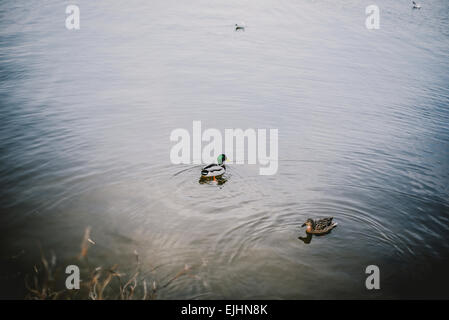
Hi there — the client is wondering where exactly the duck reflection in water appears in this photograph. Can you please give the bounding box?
[198,175,228,186]
[298,232,314,244]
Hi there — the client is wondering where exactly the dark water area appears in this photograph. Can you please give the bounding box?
[1,0,448,299]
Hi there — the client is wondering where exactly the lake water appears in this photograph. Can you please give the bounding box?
[1,0,448,299]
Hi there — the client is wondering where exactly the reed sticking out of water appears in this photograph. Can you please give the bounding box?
[25,227,192,300]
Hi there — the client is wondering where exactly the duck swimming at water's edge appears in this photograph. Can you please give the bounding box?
[412,1,421,9]
[201,154,227,181]
[301,217,338,235]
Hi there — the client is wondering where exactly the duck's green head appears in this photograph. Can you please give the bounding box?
[217,154,227,165]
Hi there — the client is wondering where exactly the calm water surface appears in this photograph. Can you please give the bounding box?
[1,0,449,299]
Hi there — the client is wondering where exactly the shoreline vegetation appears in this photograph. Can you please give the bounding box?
[25,227,192,300]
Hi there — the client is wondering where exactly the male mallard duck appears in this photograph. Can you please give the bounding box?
[412,1,421,9]
[301,217,338,235]
[201,154,227,181]
[235,23,245,31]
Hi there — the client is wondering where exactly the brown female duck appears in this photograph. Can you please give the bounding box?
[301,217,338,235]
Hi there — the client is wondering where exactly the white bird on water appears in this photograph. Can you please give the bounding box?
[412,1,421,9]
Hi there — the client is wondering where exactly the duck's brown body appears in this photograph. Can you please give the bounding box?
[302,217,337,235]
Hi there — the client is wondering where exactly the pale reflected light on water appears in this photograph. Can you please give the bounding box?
[1,0,449,299]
